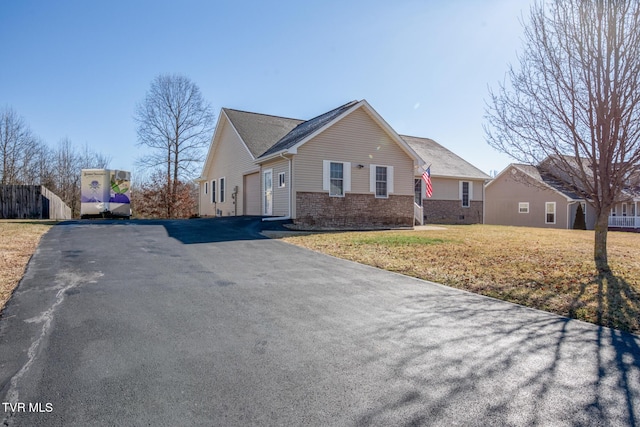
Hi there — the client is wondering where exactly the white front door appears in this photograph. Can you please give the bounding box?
[263,169,273,216]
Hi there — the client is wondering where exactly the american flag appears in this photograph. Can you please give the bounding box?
[422,167,433,198]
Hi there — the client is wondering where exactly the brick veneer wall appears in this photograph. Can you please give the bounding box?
[295,192,414,228]
[423,200,483,224]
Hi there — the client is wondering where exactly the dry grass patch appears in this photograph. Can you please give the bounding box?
[282,225,640,334]
[0,221,53,310]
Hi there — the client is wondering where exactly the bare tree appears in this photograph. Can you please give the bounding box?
[134,74,214,218]
[49,138,111,217]
[131,170,197,219]
[0,107,39,185]
[485,0,640,274]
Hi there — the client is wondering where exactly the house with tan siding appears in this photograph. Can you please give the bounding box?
[401,136,491,224]
[485,163,597,229]
[486,160,640,231]
[198,100,489,228]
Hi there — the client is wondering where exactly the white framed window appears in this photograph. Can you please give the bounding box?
[518,202,529,213]
[323,160,351,197]
[331,163,344,196]
[460,181,472,208]
[211,179,216,203]
[545,202,556,224]
[369,165,394,198]
[414,178,422,205]
[220,177,226,203]
[622,203,627,217]
[204,181,208,195]
[278,172,286,188]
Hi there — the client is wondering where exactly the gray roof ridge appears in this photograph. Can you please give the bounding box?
[257,100,360,159]
[512,163,584,200]
[298,100,359,123]
[222,107,303,123]
[401,134,491,179]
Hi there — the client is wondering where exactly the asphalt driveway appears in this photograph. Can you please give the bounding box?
[1,217,639,426]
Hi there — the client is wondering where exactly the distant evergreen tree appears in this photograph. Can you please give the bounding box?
[573,203,587,230]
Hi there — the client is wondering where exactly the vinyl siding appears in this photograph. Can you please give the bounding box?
[293,108,415,196]
[261,157,290,216]
[427,177,485,201]
[200,118,256,216]
[485,167,571,229]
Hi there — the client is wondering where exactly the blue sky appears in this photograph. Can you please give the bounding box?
[1,0,533,178]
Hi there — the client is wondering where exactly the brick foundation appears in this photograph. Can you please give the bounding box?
[295,192,413,229]
[423,199,483,224]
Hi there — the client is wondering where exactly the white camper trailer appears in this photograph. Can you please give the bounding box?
[80,169,131,219]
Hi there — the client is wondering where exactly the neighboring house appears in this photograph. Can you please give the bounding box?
[402,136,491,224]
[608,172,640,230]
[485,163,598,230]
[487,158,640,231]
[198,100,488,228]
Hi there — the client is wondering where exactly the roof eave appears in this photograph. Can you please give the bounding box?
[254,148,295,164]
[493,164,584,202]
[427,173,492,181]
[357,100,424,166]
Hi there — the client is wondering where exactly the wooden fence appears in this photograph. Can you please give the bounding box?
[0,185,71,220]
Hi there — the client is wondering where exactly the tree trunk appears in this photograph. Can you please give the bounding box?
[172,145,179,218]
[166,148,172,218]
[594,211,610,274]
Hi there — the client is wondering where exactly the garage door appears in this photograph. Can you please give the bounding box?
[243,172,261,215]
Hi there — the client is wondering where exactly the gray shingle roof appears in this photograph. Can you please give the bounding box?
[401,135,491,180]
[223,108,303,158]
[257,100,359,159]
[512,164,584,200]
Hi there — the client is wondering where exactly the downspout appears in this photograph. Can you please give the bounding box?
[262,153,292,222]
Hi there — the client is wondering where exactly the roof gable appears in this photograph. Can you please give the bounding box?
[257,100,359,159]
[202,100,432,177]
[255,100,423,166]
[488,163,584,201]
[223,108,303,158]
[401,135,491,180]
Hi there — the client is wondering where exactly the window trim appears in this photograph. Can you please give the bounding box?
[460,181,472,208]
[370,164,394,198]
[211,179,217,203]
[323,160,351,197]
[414,178,423,206]
[518,202,529,213]
[375,166,388,198]
[545,201,556,224]
[330,162,344,197]
[219,177,226,203]
[278,171,286,188]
